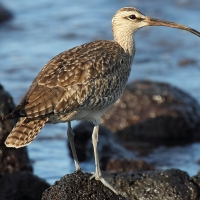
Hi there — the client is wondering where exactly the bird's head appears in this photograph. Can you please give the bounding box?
[112,7,200,54]
[112,7,200,36]
[112,7,148,34]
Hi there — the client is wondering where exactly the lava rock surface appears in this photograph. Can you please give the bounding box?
[42,170,126,200]
[102,80,200,141]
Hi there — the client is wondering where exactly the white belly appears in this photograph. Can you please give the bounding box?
[72,108,109,124]
[48,107,109,125]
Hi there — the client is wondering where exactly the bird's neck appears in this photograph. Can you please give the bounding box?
[113,28,135,55]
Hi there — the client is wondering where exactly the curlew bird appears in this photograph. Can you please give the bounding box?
[2,7,200,194]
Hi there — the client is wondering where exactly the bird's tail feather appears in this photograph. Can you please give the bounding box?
[5,117,48,148]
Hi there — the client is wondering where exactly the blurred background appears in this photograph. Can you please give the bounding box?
[1,0,200,184]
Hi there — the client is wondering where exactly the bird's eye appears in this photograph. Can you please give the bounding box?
[129,15,136,20]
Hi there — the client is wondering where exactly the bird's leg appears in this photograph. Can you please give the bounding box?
[90,125,118,194]
[67,121,81,171]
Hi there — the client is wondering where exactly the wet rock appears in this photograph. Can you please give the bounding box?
[0,3,13,23]
[42,170,126,200]
[106,158,155,173]
[102,80,200,141]
[103,169,199,200]
[0,84,32,175]
[69,121,135,169]
[0,171,50,200]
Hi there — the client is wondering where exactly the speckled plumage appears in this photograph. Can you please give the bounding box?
[33,40,133,121]
[3,7,200,194]
[5,40,133,147]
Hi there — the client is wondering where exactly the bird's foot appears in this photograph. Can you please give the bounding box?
[90,172,118,194]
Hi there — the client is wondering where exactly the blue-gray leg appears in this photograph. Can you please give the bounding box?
[90,125,118,194]
[67,121,81,171]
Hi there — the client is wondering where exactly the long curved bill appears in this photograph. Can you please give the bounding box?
[146,17,200,37]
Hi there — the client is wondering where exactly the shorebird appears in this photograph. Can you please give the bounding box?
[2,7,200,194]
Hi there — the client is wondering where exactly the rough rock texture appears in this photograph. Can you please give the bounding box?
[103,169,200,200]
[0,3,13,23]
[42,169,200,200]
[42,170,126,200]
[0,171,50,200]
[0,84,32,175]
[191,172,200,190]
[102,80,200,141]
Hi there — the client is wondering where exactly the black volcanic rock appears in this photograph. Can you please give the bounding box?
[103,169,199,200]
[42,170,126,200]
[0,171,50,200]
[42,169,200,200]
[102,80,200,142]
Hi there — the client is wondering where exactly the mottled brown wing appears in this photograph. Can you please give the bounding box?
[19,40,124,118]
